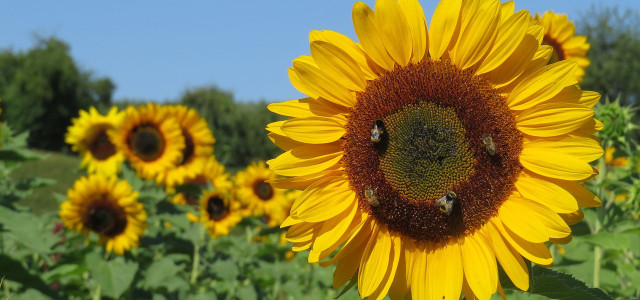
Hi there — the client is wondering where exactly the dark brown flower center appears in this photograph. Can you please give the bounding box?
[542,36,565,64]
[253,180,274,201]
[127,124,165,161]
[82,197,127,237]
[344,59,523,244]
[206,195,229,221]
[88,126,116,160]
[179,129,195,165]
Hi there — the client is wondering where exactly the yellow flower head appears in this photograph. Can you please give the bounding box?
[234,161,289,223]
[155,105,215,187]
[199,190,242,238]
[267,0,603,299]
[109,104,185,181]
[59,174,146,255]
[168,156,231,206]
[65,107,126,176]
[535,11,591,82]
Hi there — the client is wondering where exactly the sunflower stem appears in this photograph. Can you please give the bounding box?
[190,224,205,285]
[92,283,101,300]
[593,216,602,288]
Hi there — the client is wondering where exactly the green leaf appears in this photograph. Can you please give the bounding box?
[0,254,59,298]
[211,259,239,281]
[235,284,257,300]
[142,257,185,290]
[574,232,630,251]
[0,206,58,254]
[501,265,613,300]
[87,254,139,299]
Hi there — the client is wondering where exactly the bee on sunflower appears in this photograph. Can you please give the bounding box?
[65,107,126,176]
[59,174,146,255]
[267,0,603,299]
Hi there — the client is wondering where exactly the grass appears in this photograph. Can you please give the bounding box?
[10,150,83,215]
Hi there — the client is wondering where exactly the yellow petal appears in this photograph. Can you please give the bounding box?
[267,143,343,177]
[313,201,359,252]
[491,218,553,266]
[398,0,428,62]
[286,222,316,243]
[411,248,430,300]
[268,132,306,152]
[525,134,603,163]
[520,146,597,181]
[499,2,515,24]
[500,196,571,242]
[515,171,579,214]
[428,240,463,300]
[476,11,529,75]
[388,245,410,300]
[368,232,401,300]
[309,30,378,80]
[487,222,529,291]
[333,251,361,289]
[281,116,346,144]
[460,229,497,300]
[358,223,390,297]
[293,58,356,107]
[449,0,500,70]
[556,180,602,208]
[310,40,366,91]
[516,103,594,137]
[558,210,584,225]
[579,91,601,108]
[374,0,412,66]
[267,97,346,118]
[352,2,395,70]
[508,60,579,110]
[322,216,373,267]
[292,181,356,223]
[289,67,319,99]
[269,168,342,190]
[429,0,462,59]
[487,31,539,87]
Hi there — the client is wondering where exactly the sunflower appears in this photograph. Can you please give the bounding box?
[535,11,590,82]
[59,174,146,255]
[109,104,185,181]
[267,0,603,299]
[199,190,242,238]
[155,105,215,186]
[235,161,289,222]
[604,147,628,167]
[65,107,126,176]
[169,156,232,206]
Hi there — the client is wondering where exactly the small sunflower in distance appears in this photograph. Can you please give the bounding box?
[59,174,146,255]
[235,161,288,223]
[199,190,242,238]
[109,104,185,181]
[169,156,232,206]
[536,11,590,82]
[156,105,215,187]
[65,107,126,176]
[267,0,603,299]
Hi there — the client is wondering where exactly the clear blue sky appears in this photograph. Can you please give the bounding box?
[2,0,637,103]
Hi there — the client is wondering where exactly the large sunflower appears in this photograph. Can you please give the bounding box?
[59,174,146,255]
[535,11,590,82]
[156,105,215,186]
[65,107,126,176]
[235,161,289,221]
[267,0,603,299]
[109,104,185,181]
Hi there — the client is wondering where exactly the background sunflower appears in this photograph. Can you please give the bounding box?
[234,161,289,222]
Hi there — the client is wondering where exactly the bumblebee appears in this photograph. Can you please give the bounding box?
[370,120,385,143]
[364,186,379,207]
[481,134,496,155]
[436,191,456,216]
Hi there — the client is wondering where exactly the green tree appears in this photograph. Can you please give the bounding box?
[179,86,283,171]
[0,37,115,150]
[578,6,640,104]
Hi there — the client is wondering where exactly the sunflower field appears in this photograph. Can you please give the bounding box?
[1,1,640,300]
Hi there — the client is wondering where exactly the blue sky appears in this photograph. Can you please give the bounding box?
[2,0,637,103]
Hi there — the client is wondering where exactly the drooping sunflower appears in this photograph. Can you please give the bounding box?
[156,105,215,187]
[235,161,289,221]
[267,0,603,299]
[65,107,126,176]
[109,104,185,181]
[535,11,590,82]
[199,190,242,238]
[59,174,146,255]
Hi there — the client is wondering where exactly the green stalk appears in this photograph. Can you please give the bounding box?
[593,216,602,288]
[92,284,101,300]
[190,225,205,285]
